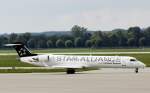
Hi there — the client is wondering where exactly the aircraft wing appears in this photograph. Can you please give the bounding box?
[52,64,86,68]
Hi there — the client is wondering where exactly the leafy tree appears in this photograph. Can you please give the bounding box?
[22,32,31,44]
[143,27,150,46]
[1,25,150,49]
[74,37,83,47]
[139,37,146,47]
[47,40,53,48]
[47,35,59,48]
[113,29,127,46]
[27,39,36,48]
[56,39,64,48]
[0,36,8,48]
[118,38,127,46]
[128,26,141,46]
[71,25,87,37]
[85,40,92,48]
[37,40,46,48]
[65,40,73,48]
[15,33,31,44]
[94,38,103,48]
[91,31,104,40]
[127,38,136,46]
[16,34,27,44]
[108,33,119,47]
[9,33,18,43]
[91,31,104,47]
[101,33,110,47]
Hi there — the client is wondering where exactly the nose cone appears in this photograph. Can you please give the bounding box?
[142,63,146,68]
[138,61,146,68]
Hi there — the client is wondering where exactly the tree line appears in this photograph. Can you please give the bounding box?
[0,25,150,49]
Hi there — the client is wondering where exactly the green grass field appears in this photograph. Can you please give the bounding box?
[1,47,150,53]
[0,55,36,67]
[32,48,150,53]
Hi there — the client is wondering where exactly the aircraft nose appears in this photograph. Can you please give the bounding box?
[143,63,146,67]
[138,61,146,68]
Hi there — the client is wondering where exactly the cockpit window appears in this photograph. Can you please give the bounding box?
[130,59,136,61]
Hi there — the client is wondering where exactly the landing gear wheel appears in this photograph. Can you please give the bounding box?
[66,68,75,74]
[135,68,139,73]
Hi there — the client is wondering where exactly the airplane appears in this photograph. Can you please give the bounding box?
[5,42,146,74]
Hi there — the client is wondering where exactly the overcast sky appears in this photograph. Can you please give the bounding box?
[0,0,150,33]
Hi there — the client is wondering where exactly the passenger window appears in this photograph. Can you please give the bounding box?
[130,59,136,61]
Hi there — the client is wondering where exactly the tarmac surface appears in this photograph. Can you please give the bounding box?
[0,68,150,93]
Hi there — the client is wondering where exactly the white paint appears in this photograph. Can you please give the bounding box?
[20,54,145,69]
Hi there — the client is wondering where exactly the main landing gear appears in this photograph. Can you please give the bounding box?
[135,68,139,73]
[66,68,75,74]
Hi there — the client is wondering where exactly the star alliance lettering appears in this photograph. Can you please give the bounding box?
[55,56,121,63]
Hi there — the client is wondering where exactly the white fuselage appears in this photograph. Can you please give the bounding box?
[20,54,145,69]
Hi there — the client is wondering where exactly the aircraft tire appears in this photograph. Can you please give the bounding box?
[135,68,139,73]
[67,68,75,74]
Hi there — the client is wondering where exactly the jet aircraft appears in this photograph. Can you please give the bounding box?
[5,43,145,74]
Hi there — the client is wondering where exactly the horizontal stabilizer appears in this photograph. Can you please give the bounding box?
[4,44,22,47]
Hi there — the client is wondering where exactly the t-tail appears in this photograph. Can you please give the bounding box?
[5,42,37,57]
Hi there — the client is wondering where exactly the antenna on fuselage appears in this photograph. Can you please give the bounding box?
[90,46,94,56]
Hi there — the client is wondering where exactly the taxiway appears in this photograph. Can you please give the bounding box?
[0,68,150,93]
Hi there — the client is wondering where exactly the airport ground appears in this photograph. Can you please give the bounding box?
[0,48,150,93]
[0,68,149,93]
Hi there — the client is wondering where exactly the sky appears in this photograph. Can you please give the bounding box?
[0,0,150,33]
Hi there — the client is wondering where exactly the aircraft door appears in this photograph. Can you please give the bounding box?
[121,57,127,68]
[129,59,137,68]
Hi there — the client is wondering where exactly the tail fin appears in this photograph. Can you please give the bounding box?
[5,42,37,57]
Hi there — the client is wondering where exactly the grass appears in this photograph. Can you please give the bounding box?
[33,48,150,53]
[0,55,36,67]
[1,47,150,53]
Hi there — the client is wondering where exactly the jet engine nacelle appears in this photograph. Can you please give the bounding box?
[38,55,49,62]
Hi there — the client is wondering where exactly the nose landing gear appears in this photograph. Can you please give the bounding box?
[135,68,139,73]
